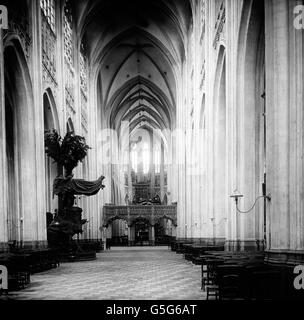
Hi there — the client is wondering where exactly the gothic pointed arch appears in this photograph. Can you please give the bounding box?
[43,88,60,214]
[3,37,38,244]
[233,0,266,249]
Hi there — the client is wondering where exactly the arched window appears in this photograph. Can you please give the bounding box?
[41,0,57,81]
[143,142,150,174]
[131,144,138,173]
[154,145,161,174]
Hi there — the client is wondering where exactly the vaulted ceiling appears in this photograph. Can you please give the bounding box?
[74,0,193,137]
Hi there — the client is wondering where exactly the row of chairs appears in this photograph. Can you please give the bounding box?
[172,240,304,300]
[7,271,31,292]
[199,252,283,300]
[0,249,60,293]
[171,241,224,255]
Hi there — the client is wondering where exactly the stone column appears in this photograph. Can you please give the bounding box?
[31,0,47,247]
[150,206,155,246]
[127,226,131,247]
[102,227,107,250]
[265,0,291,253]
[150,225,155,246]
[204,8,215,241]
[127,206,131,246]
[287,0,304,252]
[128,155,133,201]
[128,225,135,246]
[160,140,165,202]
[150,135,155,197]
[175,67,187,240]
[0,27,8,250]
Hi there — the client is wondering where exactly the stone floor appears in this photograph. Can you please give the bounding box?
[4,247,206,300]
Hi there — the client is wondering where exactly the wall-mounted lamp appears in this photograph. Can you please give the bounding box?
[230,189,271,214]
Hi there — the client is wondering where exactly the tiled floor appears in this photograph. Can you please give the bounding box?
[4,247,206,300]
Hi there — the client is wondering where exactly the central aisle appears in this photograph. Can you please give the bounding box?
[8,247,205,300]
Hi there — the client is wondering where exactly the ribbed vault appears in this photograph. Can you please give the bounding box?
[73,0,193,135]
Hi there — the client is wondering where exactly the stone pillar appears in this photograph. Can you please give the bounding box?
[265,0,293,253]
[263,0,304,263]
[128,160,133,201]
[31,0,47,247]
[127,226,131,247]
[128,225,135,246]
[150,206,155,245]
[160,140,165,201]
[150,225,155,246]
[102,227,107,250]
[175,66,187,240]
[286,0,304,253]
[0,28,8,250]
[150,135,155,197]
